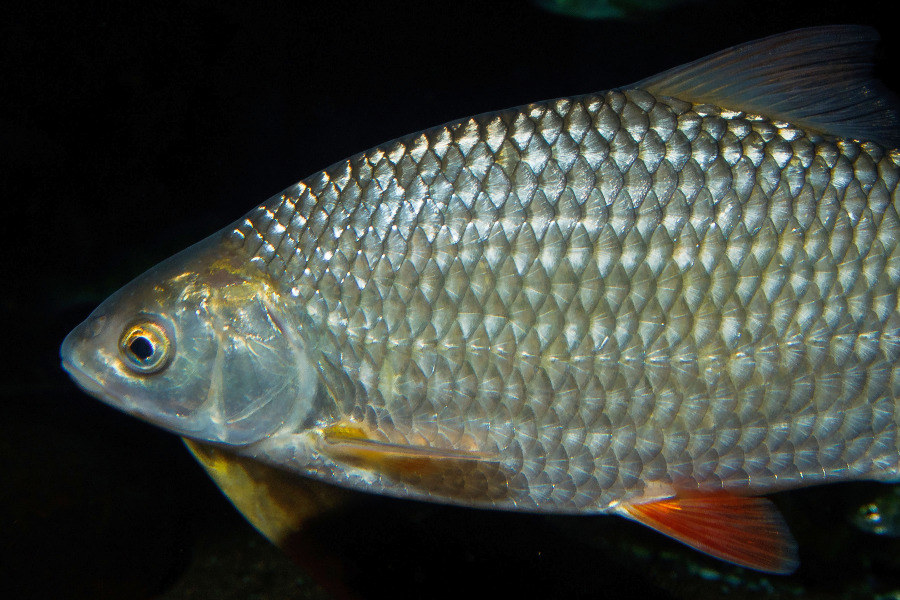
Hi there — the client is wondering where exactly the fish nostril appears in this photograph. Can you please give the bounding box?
[88,315,107,337]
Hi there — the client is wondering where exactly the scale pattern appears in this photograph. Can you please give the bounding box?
[228,89,900,511]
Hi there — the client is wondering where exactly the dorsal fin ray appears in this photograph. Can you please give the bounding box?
[628,25,900,148]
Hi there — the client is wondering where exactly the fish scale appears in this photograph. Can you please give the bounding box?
[228,86,900,511]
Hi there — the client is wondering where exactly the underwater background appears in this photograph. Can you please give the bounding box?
[3,1,900,598]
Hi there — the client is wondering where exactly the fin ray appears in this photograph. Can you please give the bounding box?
[318,421,510,502]
[630,25,900,147]
[321,422,493,462]
[616,493,799,574]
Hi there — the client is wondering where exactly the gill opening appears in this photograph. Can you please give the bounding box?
[262,292,318,434]
[200,313,227,433]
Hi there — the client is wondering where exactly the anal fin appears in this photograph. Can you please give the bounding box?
[615,493,799,574]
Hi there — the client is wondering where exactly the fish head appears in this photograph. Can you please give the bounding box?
[61,233,318,446]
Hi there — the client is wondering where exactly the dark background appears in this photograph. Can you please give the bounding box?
[3,1,900,598]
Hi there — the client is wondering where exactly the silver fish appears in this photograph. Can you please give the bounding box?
[61,25,900,573]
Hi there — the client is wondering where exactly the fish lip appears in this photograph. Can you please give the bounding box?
[60,321,126,410]
[61,355,126,410]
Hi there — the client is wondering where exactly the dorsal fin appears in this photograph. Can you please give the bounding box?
[628,25,900,148]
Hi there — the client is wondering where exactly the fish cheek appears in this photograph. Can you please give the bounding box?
[128,311,218,424]
[200,285,318,445]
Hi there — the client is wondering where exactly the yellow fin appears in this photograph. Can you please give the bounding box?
[318,420,510,504]
[183,438,350,545]
[321,422,494,476]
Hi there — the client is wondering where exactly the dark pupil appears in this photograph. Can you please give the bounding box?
[129,336,154,361]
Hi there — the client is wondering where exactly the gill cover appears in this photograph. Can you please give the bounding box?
[61,233,317,446]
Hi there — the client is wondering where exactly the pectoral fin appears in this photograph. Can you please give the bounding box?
[615,493,799,574]
[320,422,494,476]
[317,421,509,503]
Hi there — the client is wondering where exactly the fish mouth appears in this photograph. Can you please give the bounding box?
[60,325,128,410]
[61,354,125,409]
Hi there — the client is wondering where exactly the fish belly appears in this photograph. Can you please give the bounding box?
[231,88,900,511]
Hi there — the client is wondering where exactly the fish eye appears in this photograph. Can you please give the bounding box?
[119,319,172,374]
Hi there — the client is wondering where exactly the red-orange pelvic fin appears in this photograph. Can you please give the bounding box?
[320,422,494,477]
[615,493,799,574]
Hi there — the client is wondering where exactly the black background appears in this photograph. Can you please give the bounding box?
[4,1,900,598]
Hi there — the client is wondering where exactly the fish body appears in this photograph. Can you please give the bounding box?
[62,26,900,573]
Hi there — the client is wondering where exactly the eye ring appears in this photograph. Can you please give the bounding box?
[119,319,172,374]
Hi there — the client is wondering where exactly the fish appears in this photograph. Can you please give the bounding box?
[61,25,900,574]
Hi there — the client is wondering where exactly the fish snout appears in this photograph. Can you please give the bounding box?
[60,313,108,369]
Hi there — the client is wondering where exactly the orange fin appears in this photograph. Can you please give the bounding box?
[320,422,494,477]
[615,493,799,574]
